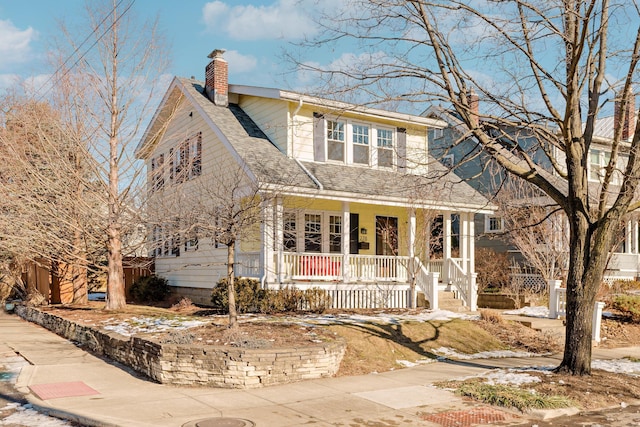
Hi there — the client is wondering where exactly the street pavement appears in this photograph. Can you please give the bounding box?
[1,310,639,427]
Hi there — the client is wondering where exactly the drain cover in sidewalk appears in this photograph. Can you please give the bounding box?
[182,418,255,427]
[29,381,100,400]
[421,406,515,427]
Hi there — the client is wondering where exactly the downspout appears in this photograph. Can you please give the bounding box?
[294,158,323,190]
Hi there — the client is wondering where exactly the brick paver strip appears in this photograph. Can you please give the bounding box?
[29,381,100,400]
[422,406,515,427]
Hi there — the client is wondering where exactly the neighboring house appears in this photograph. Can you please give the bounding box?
[135,50,493,309]
[424,94,640,283]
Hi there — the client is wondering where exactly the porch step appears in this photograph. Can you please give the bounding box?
[438,291,469,312]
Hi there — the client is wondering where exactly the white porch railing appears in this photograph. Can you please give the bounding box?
[548,280,605,343]
[235,251,262,278]
[278,252,442,309]
[446,258,477,310]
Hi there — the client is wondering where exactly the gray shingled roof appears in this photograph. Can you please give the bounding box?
[178,77,491,210]
[179,78,317,189]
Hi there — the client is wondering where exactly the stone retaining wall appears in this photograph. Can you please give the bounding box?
[477,293,527,310]
[15,306,346,388]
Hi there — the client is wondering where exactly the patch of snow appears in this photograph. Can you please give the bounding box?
[503,306,550,318]
[101,316,207,336]
[433,346,547,360]
[483,370,542,386]
[290,310,479,326]
[395,359,435,368]
[1,355,27,383]
[592,359,640,375]
[0,403,75,426]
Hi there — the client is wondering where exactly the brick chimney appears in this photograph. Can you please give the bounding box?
[467,89,479,126]
[614,90,636,141]
[205,49,228,107]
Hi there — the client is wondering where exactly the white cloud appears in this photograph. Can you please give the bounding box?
[0,73,20,91]
[0,19,37,69]
[224,50,257,73]
[202,0,317,40]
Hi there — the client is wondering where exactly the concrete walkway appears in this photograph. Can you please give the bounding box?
[1,311,639,427]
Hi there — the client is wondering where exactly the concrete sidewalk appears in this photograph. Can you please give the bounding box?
[1,311,638,427]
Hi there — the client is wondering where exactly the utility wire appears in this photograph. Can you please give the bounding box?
[35,0,135,101]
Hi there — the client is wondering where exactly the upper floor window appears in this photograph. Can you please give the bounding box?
[589,149,611,182]
[327,120,345,162]
[352,124,370,165]
[485,215,504,233]
[170,132,202,184]
[150,154,164,191]
[377,128,394,168]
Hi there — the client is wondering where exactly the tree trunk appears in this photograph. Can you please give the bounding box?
[227,240,237,328]
[72,229,88,304]
[105,223,126,310]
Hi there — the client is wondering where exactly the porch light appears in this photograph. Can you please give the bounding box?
[360,228,367,234]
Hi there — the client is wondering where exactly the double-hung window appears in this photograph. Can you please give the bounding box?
[589,149,611,182]
[352,124,370,165]
[304,214,322,252]
[283,212,297,251]
[329,215,342,253]
[327,120,345,162]
[377,128,393,168]
[485,215,504,233]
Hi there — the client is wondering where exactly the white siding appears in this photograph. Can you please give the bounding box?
[406,126,429,175]
[146,95,254,290]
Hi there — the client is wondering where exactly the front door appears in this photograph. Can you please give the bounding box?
[349,213,359,254]
[376,216,398,255]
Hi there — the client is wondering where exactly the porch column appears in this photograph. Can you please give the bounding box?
[262,199,275,286]
[275,198,284,284]
[460,213,469,274]
[468,212,475,274]
[443,212,452,284]
[408,209,417,308]
[626,220,633,254]
[633,219,639,254]
[342,201,350,283]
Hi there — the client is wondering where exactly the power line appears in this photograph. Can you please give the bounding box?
[35,0,135,101]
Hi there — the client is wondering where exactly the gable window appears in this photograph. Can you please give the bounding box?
[170,132,202,184]
[352,124,370,165]
[485,215,504,233]
[327,120,345,161]
[151,154,165,191]
[377,128,393,168]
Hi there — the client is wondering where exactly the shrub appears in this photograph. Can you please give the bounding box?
[129,275,171,303]
[479,309,504,324]
[211,277,265,313]
[456,382,574,411]
[303,288,332,313]
[258,287,304,313]
[611,294,640,322]
[475,248,511,292]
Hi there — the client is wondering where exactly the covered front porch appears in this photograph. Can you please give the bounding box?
[237,197,485,310]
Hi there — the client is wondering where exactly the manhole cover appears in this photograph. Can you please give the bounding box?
[182,418,255,427]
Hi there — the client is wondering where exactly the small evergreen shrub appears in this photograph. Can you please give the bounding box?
[211,277,265,313]
[303,288,332,313]
[129,275,171,303]
[612,294,640,322]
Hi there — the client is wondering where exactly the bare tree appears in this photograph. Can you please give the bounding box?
[294,1,640,375]
[148,145,282,328]
[55,0,168,309]
[0,95,100,303]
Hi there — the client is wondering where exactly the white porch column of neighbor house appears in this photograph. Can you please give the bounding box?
[626,220,633,254]
[275,198,284,284]
[468,212,475,274]
[342,201,350,282]
[460,212,469,274]
[408,209,417,308]
[443,212,452,284]
[633,219,639,254]
[262,198,276,286]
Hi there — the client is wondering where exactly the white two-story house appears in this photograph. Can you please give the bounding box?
[135,50,493,309]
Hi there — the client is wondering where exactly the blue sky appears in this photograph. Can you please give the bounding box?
[0,0,336,92]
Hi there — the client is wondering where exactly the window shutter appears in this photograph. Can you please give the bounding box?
[397,127,407,172]
[313,112,326,162]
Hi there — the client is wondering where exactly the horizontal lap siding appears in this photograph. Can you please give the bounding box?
[238,96,289,154]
